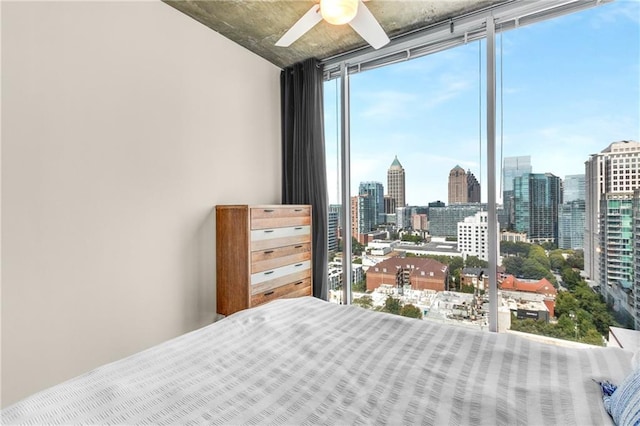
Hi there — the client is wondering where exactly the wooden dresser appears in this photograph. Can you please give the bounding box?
[216,204,313,316]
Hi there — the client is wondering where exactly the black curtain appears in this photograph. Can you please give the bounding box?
[281,58,328,301]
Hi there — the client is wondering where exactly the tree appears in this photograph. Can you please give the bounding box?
[401,234,424,244]
[561,267,582,292]
[459,284,475,294]
[465,256,488,268]
[540,241,557,251]
[566,250,584,269]
[528,245,550,270]
[400,304,423,319]
[449,256,464,272]
[501,241,531,257]
[521,258,549,280]
[582,328,604,346]
[353,295,373,309]
[351,237,365,255]
[382,296,402,315]
[555,291,579,319]
[352,278,367,293]
[549,250,566,271]
[503,256,524,277]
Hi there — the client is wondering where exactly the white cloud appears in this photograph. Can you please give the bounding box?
[357,90,419,121]
[590,1,640,28]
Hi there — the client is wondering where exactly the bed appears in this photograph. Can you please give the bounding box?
[2,296,637,425]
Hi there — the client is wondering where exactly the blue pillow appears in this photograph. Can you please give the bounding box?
[606,367,640,426]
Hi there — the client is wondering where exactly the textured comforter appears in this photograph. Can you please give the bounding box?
[2,297,634,425]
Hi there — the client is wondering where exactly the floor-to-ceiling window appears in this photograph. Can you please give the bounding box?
[325,0,640,336]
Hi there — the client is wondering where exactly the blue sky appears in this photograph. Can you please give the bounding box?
[324,0,640,205]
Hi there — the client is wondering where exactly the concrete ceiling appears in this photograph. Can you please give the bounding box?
[164,1,509,69]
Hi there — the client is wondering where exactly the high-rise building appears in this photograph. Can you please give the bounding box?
[633,189,640,330]
[503,156,532,192]
[584,141,640,292]
[328,204,342,229]
[457,211,499,262]
[356,194,376,235]
[428,203,486,237]
[503,156,532,229]
[558,200,585,250]
[350,196,359,241]
[557,174,586,250]
[563,174,585,203]
[384,195,396,214]
[359,181,385,226]
[448,166,481,204]
[448,165,467,204]
[513,173,561,244]
[412,214,428,231]
[396,206,411,229]
[327,208,339,254]
[599,194,634,326]
[467,171,481,203]
[387,156,406,208]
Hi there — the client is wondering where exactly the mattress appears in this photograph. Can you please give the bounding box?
[2,296,634,425]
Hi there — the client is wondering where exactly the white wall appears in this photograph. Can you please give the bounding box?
[1,1,281,407]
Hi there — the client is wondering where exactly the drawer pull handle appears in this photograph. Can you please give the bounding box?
[264,271,274,275]
[294,209,302,212]
[264,250,274,254]
[294,227,302,230]
[264,230,274,233]
[294,245,302,249]
[295,281,303,286]
[294,263,303,267]
[264,291,274,296]
[264,209,274,213]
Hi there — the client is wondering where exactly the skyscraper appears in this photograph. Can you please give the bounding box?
[359,181,385,226]
[563,174,586,203]
[503,156,532,192]
[448,166,481,204]
[457,211,499,262]
[599,194,634,325]
[513,173,561,243]
[558,200,585,250]
[585,141,640,282]
[387,156,406,208]
[428,203,486,237]
[633,189,640,329]
[584,140,640,329]
[327,208,339,254]
[558,174,586,250]
[467,170,481,203]
[503,156,532,229]
[448,165,467,204]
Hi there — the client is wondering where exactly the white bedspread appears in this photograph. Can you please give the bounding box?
[2,297,634,425]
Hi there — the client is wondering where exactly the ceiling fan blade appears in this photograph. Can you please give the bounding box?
[275,4,323,47]
[348,0,390,49]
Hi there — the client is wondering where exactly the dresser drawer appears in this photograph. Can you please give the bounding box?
[251,260,311,285]
[251,278,312,307]
[251,206,311,230]
[251,242,311,273]
[251,267,312,295]
[250,226,311,251]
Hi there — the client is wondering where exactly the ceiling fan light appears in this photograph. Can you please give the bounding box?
[320,0,358,25]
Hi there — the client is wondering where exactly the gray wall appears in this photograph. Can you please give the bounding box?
[1,1,281,407]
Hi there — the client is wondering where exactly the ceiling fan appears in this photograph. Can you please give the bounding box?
[275,0,390,50]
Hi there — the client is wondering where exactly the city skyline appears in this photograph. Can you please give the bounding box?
[324,0,639,205]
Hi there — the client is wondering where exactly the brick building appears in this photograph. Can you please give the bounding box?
[499,275,557,317]
[366,257,448,292]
